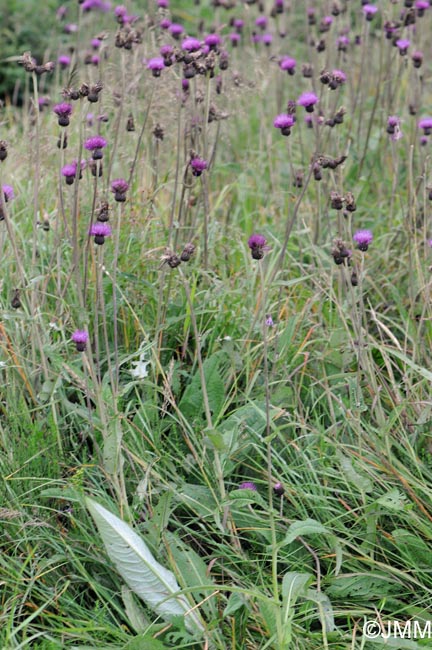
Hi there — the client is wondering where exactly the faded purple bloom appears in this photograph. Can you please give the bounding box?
[58,55,71,68]
[337,35,350,51]
[160,18,171,29]
[353,229,373,251]
[89,222,112,244]
[274,482,285,496]
[181,37,201,52]
[3,185,14,202]
[190,157,208,176]
[279,56,296,74]
[418,117,432,134]
[91,38,102,49]
[64,23,78,34]
[297,91,319,112]
[362,4,378,19]
[57,5,68,19]
[158,0,169,6]
[252,33,262,44]
[238,481,257,491]
[229,33,241,46]
[387,116,402,140]
[262,33,273,46]
[396,39,410,54]
[330,69,346,87]
[274,113,295,136]
[265,315,275,327]
[111,178,129,201]
[169,23,184,39]
[412,50,423,68]
[182,78,190,92]
[91,55,100,66]
[233,18,244,32]
[71,330,89,351]
[205,33,222,49]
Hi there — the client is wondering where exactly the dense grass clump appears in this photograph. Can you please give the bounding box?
[1,1,432,649]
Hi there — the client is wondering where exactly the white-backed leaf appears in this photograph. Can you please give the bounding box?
[86,498,204,634]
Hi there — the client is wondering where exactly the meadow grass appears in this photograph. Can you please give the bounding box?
[1,1,432,648]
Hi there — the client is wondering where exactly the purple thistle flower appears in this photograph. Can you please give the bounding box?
[353,229,373,251]
[84,135,107,160]
[205,33,222,49]
[62,163,78,184]
[53,102,73,127]
[233,18,244,32]
[114,4,127,17]
[273,113,295,136]
[330,69,347,87]
[396,38,410,54]
[297,91,319,112]
[91,38,102,49]
[160,44,174,57]
[147,57,165,77]
[337,35,350,51]
[190,157,208,176]
[238,481,257,491]
[181,37,201,52]
[89,222,112,244]
[169,23,184,39]
[248,233,267,260]
[262,33,273,46]
[3,185,14,202]
[416,0,430,15]
[158,0,169,6]
[418,117,432,134]
[111,178,129,201]
[160,18,171,29]
[279,56,296,74]
[362,4,378,19]
[255,15,268,29]
[412,50,423,68]
[71,329,89,352]
[58,55,71,68]
[274,482,285,496]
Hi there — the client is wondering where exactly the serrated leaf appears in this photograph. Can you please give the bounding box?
[179,353,226,421]
[86,498,205,634]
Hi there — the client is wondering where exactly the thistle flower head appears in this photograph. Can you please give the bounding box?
[229,32,241,45]
[353,229,373,251]
[279,56,296,73]
[71,329,89,351]
[181,37,202,52]
[418,117,432,134]
[111,178,129,193]
[362,4,378,18]
[396,38,410,53]
[147,57,165,72]
[190,157,208,176]
[297,91,319,111]
[169,23,184,38]
[205,33,222,48]
[84,135,107,151]
[58,55,71,67]
[3,185,14,201]
[160,18,171,29]
[248,233,268,259]
[53,102,73,117]
[238,481,257,491]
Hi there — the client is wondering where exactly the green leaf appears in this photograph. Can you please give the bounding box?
[179,353,226,421]
[282,519,329,545]
[338,452,373,493]
[85,498,205,635]
[304,589,335,633]
[282,572,314,610]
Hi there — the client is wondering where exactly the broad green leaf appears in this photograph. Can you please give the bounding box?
[305,589,335,632]
[282,572,314,611]
[282,519,329,545]
[338,452,373,493]
[86,498,205,635]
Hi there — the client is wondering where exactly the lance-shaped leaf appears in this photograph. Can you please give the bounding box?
[86,498,204,634]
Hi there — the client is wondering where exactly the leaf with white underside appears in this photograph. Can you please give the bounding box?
[86,498,204,635]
